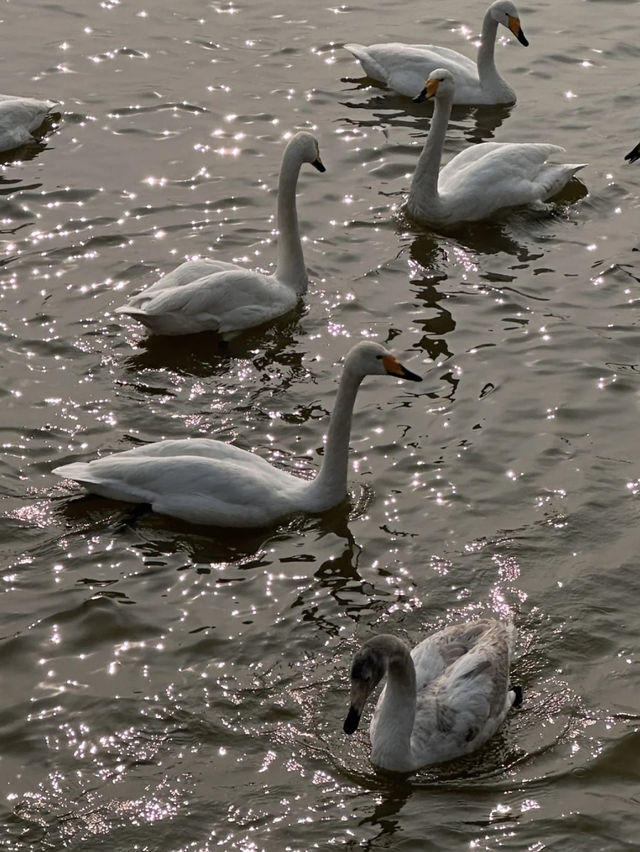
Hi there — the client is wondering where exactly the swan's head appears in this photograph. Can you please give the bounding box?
[342,341,423,382]
[287,131,326,172]
[489,0,528,46]
[413,68,455,104]
[344,635,409,735]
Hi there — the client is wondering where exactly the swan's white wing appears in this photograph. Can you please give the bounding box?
[134,258,246,296]
[0,96,55,152]
[117,268,298,336]
[345,42,478,99]
[438,143,584,217]
[54,439,305,526]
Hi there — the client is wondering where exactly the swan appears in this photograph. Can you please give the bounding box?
[406,68,586,227]
[343,0,528,105]
[115,131,326,338]
[344,620,521,772]
[0,94,57,153]
[625,142,640,164]
[52,341,423,527]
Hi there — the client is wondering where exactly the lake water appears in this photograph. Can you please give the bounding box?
[1,0,640,849]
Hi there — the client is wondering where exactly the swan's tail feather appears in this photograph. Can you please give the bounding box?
[540,163,587,200]
[343,43,387,82]
[114,305,149,317]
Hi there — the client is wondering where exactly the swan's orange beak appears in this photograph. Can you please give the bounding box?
[413,77,439,103]
[508,15,529,46]
[382,355,423,382]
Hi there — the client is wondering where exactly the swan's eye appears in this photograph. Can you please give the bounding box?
[375,355,383,360]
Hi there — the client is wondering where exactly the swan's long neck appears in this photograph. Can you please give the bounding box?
[371,653,417,771]
[306,366,363,509]
[275,146,308,294]
[407,94,451,219]
[476,11,514,98]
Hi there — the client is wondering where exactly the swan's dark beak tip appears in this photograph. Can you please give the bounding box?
[517,30,529,47]
[625,146,640,164]
[313,159,326,173]
[343,706,361,735]
[412,88,427,104]
[401,367,423,382]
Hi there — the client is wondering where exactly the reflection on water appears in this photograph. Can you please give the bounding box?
[1,0,640,848]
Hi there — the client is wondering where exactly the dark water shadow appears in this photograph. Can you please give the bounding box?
[120,304,308,383]
[340,78,513,142]
[53,487,364,571]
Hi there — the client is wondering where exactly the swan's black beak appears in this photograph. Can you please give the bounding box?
[413,86,428,104]
[312,158,326,173]
[508,16,529,47]
[343,705,361,735]
[397,365,422,382]
[625,143,640,164]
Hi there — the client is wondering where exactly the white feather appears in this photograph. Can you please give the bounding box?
[407,69,586,226]
[344,0,529,105]
[0,95,56,152]
[52,342,423,527]
[116,131,326,338]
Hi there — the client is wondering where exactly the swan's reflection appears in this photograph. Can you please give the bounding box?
[341,80,513,143]
[120,304,307,383]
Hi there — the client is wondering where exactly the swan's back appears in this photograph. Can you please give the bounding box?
[435,142,585,220]
[0,96,55,151]
[345,42,478,99]
[408,620,516,765]
[54,438,307,526]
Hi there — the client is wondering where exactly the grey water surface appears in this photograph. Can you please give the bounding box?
[1,0,640,849]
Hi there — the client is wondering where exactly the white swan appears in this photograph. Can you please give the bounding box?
[344,620,521,772]
[0,95,57,153]
[344,0,528,105]
[406,68,586,227]
[53,342,423,527]
[625,141,640,164]
[115,131,326,338]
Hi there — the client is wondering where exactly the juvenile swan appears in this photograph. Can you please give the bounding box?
[406,69,586,227]
[0,94,57,153]
[116,132,325,338]
[53,342,422,527]
[344,620,521,772]
[344,0,528,105]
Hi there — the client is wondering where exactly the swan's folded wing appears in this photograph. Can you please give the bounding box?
[131,258,247,299]
[54,445,301,526]
[118,268,291,328]
[439,143,573,204]
[346,42,477,97]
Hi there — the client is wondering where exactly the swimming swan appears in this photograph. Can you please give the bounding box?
[344,0,528,105]
[115,131,325,338]
[53,342,423,527]
[344,620,521,772]
[0,95,57,153]
[406,69,586,227]
[625,142,640,164]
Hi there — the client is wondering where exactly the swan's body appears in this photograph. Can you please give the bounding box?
[344,620,521,772]
[625,142,640,164]
[0,94,57,152]
[407,69,586,227]
[53,342,422,527]
[115,132,326,338]
[344,1,528,105]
